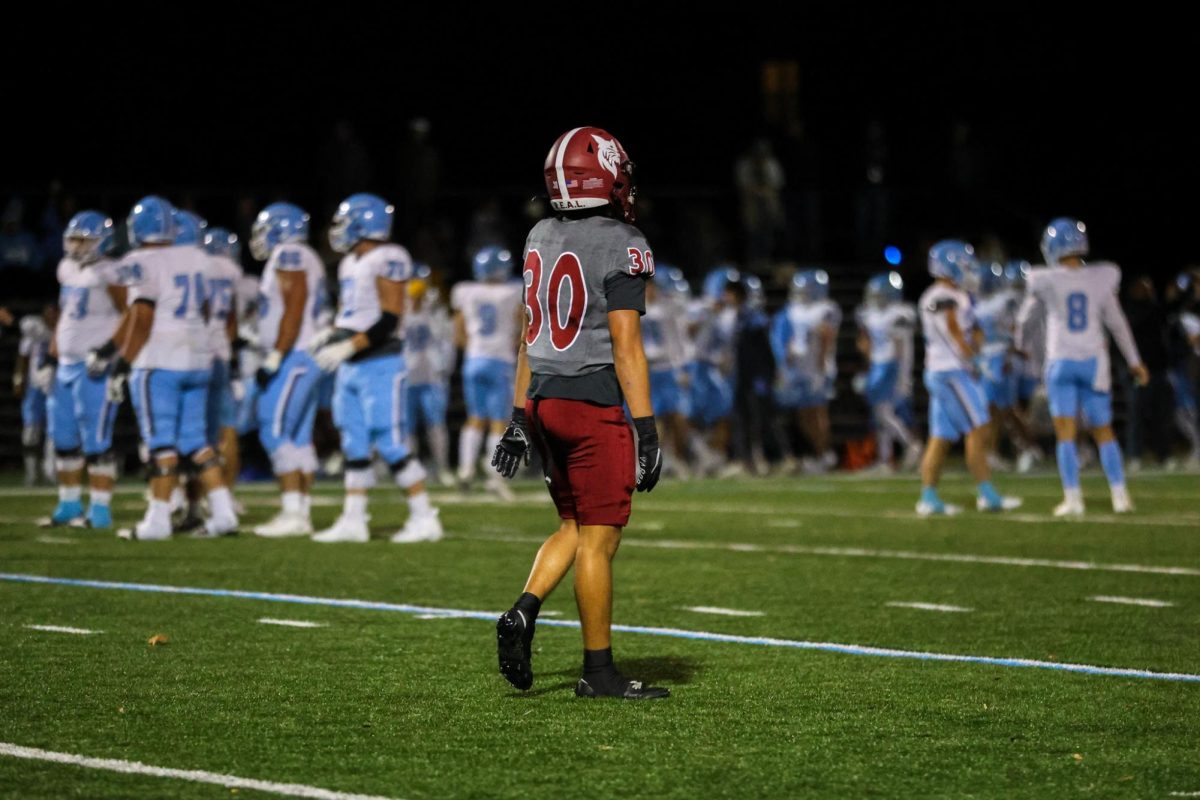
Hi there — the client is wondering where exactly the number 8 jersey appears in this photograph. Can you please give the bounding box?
[522,215,653,406]
[122,244,215,371]
[1025,262,1139,368]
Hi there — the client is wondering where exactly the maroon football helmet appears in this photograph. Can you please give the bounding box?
[543,126,636,223]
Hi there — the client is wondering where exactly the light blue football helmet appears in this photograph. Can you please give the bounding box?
[790,268,830,302]
[472,246,513,282]
[203,227,241,261]
[1041,218,1089,265]
[973,261,1004,295]
[172,209,207,247]
[743,273,765,308]
[127,195,176,247]
[329,193,393,254]
[865,271,904,305]
[702,266,740,302]
[250,203,310,261]
[927,240,976,284]
[1004,259,1031,291]
[63,211,115,264]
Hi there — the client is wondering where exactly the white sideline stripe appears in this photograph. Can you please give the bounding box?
[639,521,665,531]
[36,535,77,545]
[886,602,973,613]
[2,573,1198,683]
[683,606,765,617]
[23,624,100,635]
[766,519,802,528]
[257,618,327,628]
[1088,596,1175,608]
[0,743,398,800]
[453,532,1200,578]
[1170,792,1200,797]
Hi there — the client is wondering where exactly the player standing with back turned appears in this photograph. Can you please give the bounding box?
[490,126,668,700]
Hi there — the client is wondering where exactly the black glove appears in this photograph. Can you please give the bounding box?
[491,406,531,479]
[86,340,117,377]
[633,416,662,493]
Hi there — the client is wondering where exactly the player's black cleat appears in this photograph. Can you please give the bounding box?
[575,676,670,700]
[496,608,535,690]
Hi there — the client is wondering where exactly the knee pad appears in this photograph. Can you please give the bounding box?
[22,425,43,449]
[389,456,427,489]
[85,452,117,479]
[297,444,318,475]
[55,449,84,473]
[344,460,376,491]
[270,442,303,476]
[187,446,222,474]
[150,448,179,478]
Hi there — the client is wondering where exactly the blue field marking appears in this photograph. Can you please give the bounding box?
[3,572,1198,684]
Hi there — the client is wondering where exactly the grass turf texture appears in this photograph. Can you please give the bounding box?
[1,472,1198,798]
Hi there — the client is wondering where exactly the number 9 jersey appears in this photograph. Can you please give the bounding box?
[521,215,653,406]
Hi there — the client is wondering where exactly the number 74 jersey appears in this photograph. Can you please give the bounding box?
[521,216,654,379]
[121,244,218,372]
[1024,262,1140,366]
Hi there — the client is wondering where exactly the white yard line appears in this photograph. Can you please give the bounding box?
[886,602,973,613]
[23,624,100,635]
[1087,596,1175,608]
[766,519,803,528]
[35,536,77,545]
[454,532,1200,578]
[682,606,765,617]
[0,742,399,800]
[257,618,327,628]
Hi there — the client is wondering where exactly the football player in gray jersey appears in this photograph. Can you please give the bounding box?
[491,127,667,700]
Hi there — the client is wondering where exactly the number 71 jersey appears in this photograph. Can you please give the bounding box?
[521,216,654,378]
[122,244,215,371]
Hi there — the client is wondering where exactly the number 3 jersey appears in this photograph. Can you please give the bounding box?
[1022,263,1140,370]
[123,245,216,372]
[55,256,123,365]
[522,215,653,406]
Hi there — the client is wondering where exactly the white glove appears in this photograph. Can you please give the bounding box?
[32,364,55,393]
[308,327,337,354]
[314,339,357,372]
[230,378,246,403]
[106,372,128,403]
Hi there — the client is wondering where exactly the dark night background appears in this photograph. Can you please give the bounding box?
[2,7,1196,285]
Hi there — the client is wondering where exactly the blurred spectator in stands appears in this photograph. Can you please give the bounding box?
[1121,275,1172,469]
[855,116,890,260]
[0,198,40,272]
[729,276,782,475]
[735,139,785,270]
[780,121,822,261]
[321,120,372,216]
[396,117,441,241]
[38,182,74,267]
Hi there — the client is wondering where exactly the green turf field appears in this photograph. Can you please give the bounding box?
[1,471,1198,799]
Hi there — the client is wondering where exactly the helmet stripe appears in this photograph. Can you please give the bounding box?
[555,127,584,203]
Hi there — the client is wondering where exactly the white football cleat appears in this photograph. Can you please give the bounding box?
[122,517,172,541]
[1053,497,1086,518]
[312,515,370,543]
[253,511,313,538]
[977,495,1023,512]
[390,510,443,543]
[915,501,962,517]
[201,514,238,538]
[485,473,516,502]
[1016,448,1043,474]
[901,444,924,472]
[1111,487,1135,514]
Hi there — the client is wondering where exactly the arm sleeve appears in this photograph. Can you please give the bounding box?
[603,271,647,314]
[1102,291,1142,367]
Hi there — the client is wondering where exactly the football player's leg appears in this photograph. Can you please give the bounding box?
[457,359,487,483]
[1168,369,1200,459]
[1046,361,1083,512]
[182,372,237,535]
[256,355,320,536]
[315,365,371,542]
[371,365,440,543]
[918,375,964,515]
[22,386,47,487]
[46,372,84,523]
[423,384,453,484]
[81,370,118,528]
[129,369,184,538]
[1083,386,1131,511]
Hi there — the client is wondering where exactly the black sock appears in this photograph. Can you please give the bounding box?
[583,647,617,676]
[513,592,541,625]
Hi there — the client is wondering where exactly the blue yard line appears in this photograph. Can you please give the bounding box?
[3,572,1198,684]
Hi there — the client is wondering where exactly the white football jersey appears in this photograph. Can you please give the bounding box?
[259,243,325,352]
[779,299,841,376]
[450,280,523,363]
[404,300,454,385]
[124,245,214,372]
[335,244,413,332]
[693,304,737,370]
[204,254,244,361]
[919,282,975,373]
[55,256,123,365]
[856,302,916,364]
[974,291,1019,356]
[18,315,52,378]
[642,297,688,371]
[1022,263,1140,367]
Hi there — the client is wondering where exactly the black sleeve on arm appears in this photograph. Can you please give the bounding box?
[604,272,647,315]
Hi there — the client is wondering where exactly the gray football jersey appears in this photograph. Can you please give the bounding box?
[523,216,653,380]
